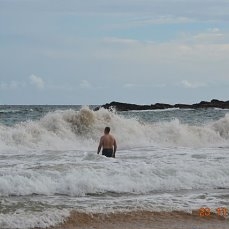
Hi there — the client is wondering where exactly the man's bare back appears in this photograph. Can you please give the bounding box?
[100,134,115,149]
[97,127,117,158]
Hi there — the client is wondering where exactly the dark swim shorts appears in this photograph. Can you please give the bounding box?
[102,148,113,157]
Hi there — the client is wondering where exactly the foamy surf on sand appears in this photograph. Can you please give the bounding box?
[0,105,229,228]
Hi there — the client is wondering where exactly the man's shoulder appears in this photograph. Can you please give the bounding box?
[109,134,115,139]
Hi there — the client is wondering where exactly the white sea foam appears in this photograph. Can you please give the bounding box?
[0,109,21,113]
[0,150,228,197]
[0,209,69,229]
[211,113,229,139]
[0,107,228,152]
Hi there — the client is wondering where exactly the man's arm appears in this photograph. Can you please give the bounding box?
[97,137,103,154]
[112,139,117,158]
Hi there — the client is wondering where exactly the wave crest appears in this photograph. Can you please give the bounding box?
[0,107,228,150]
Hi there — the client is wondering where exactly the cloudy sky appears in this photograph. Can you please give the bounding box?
[1,0,229,105]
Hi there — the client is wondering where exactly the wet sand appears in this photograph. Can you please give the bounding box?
[50,210,229,229]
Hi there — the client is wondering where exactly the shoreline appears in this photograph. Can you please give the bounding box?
[50,210,229,229]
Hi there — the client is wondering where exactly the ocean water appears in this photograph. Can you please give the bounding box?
[0,105,229,228]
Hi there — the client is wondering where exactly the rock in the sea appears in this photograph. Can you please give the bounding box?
[94,99,229,111]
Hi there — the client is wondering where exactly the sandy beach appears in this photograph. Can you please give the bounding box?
[51,210,229,229]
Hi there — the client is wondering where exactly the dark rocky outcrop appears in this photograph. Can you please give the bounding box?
[94,99,229,111]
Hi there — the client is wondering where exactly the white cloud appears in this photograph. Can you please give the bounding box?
[27,0,229,23]
[123,83,166,88]
[193,28,225,43]
[91,37,229,91]
[105,16,195,31]
[80,80,91,89]
[178,28,229,45]
[29,74,45,89]
[124,16,195,28]
[208,28,220,33]
[0,81,26,90]
[180,80,207,88]
[103,37,139,45]
[97,37,229,62]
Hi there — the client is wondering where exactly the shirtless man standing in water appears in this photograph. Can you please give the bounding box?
[97,127,117,158]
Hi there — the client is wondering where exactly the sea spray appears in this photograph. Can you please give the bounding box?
[0,107,229,151]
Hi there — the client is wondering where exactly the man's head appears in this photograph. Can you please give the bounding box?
[104,127,110,134]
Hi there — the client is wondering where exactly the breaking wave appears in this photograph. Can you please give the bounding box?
[0,107,229,151]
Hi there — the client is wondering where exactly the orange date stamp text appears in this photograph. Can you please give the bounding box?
[199,207,228,217]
